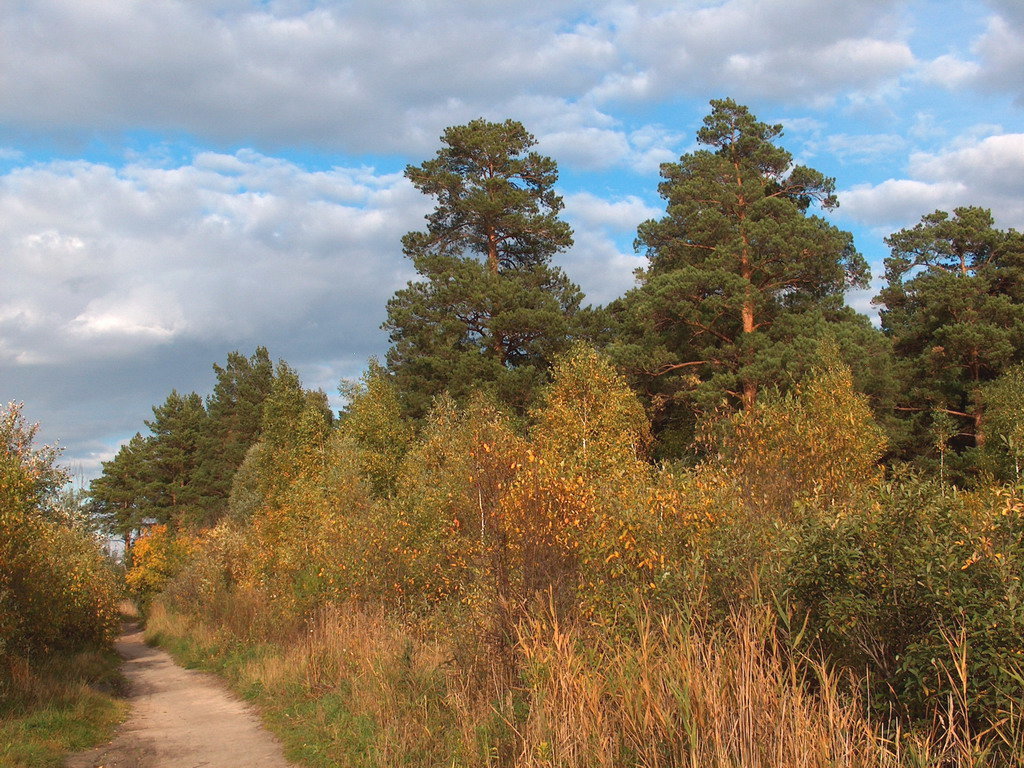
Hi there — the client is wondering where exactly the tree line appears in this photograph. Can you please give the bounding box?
[96,98,1024,763]
[92,98,1024,545]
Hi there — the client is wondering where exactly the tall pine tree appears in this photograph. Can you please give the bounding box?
[191,347,275,525]
[876,206,1024,465]
[609,99,875,453]
[143,390,207,524]
[384,118,582,417]
[90,432,153,550]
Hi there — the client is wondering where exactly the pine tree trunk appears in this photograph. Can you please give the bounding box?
[487,228,499,275]
[740,242,757,409]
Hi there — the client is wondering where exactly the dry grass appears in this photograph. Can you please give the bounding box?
[513,606,888,768]
[146,593,1024,768]
[117,599,139,619]
[512,605,1024,768]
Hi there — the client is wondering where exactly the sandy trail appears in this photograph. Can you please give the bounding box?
[66,624,294,768]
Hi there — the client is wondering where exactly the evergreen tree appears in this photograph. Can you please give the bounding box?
[143,390,207,524]
[876,206,1024,465]
[609,99,872,453]
[191,347,274,525]
[89,432,152,550]
[384,118,582,417]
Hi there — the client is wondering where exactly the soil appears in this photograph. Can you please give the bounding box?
[66,623,294,768]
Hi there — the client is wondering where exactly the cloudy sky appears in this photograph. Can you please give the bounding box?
[3,0,1023,478]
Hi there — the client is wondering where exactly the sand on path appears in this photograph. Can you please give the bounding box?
[66,624,294,768]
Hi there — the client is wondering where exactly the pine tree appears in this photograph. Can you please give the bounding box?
[384,118,582,417]
[876,206,1024,465]
[609,99,872,453]
[90,432,152,550]
[143,390,207,525]
[191,347,274,525]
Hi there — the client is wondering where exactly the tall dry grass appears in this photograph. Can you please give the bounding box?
[513,605,887,768]
[146,593,1023,768]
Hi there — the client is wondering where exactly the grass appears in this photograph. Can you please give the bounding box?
[147,590,1024,768]
[0,647,128,768]
[146,600,465,767]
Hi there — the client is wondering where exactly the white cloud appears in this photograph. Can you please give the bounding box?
[538,128,632,172]
[0,0,621,154]
[918,54,982,88]
[559,192,662,304]
[0,0,924,155]
[970,11,1024,100]
[611,0,914,106]
[565,192,661,231]
[0,150,425,472]
[536,124,682,173]
[916,4,1024,100]
[841,179,967,232]
[0,151,423,369]
[839,131,1024,231]
[910,133,1024,197]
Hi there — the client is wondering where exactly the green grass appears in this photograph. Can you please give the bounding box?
[0,648,128,768]
[145,624,381,767]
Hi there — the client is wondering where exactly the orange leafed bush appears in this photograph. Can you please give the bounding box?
[125,524,200,600]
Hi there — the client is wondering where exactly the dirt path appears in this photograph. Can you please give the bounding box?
[67,624,294,768]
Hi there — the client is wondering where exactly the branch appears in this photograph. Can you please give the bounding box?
[685,319,734,346]
[894,406,972,418]
[648,360,712,377]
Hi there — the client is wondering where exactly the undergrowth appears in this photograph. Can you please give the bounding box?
[0,647,127,768]
[146,594,1024,768]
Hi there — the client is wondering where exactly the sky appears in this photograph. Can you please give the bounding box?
[3,0,1023,480]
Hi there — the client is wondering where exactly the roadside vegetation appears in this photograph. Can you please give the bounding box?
[0,403,125,767]
[133,345,1024,766]
[98,101,1024,766]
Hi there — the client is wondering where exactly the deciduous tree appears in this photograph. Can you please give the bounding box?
[339,359,413,499]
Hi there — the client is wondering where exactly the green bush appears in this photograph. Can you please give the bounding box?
[782,474,1024,726]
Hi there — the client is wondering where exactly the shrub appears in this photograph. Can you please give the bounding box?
[0,403,119,683]
[783,476,1024,730]
[125,524,199,606]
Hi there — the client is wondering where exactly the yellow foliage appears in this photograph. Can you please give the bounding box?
[125,524,200,599]
[706,344,887,519]
[532,344,651,479]
[1,403,118,659]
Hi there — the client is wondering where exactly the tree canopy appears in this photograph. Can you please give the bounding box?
[384,118,582,417]
[607,98,873,452]
[877,207,1024,461]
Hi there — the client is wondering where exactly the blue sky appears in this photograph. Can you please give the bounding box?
[2,0,1023,478]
